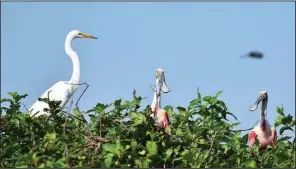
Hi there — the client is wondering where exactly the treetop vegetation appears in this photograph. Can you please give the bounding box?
[0,90,295,168]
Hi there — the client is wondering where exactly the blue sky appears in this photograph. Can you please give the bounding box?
[2,2,295,137]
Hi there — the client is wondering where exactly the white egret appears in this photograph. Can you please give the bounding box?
[29,30,97,117]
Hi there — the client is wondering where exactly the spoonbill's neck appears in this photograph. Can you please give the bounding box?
[260,100,268,131]
[151,79,162,112]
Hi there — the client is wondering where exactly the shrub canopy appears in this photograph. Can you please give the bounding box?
[0,90,295,168]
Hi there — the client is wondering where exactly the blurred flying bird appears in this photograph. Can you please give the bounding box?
[240,51,264,59]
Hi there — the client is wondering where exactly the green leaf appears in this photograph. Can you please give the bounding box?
[120,164,130,168]
[280,126,293,135]
[176,106,186,112]
[231,122,240,127]
[249,160,257,168]
[131,141,137,149]
[181,151,193,164]
[164,105,173,112]
[197,88,202,100]
[165,148,173,161]
[103,144,117,154]
[44,132,56,144]
[215,91,223,99]
[8,92,19,99]
[142,159,151,168]
[130,112,146,125]
[198,139,206,145]
[16,165,29,168]
[95,103,109,113]
[125,145,131,150]
[278,136,292,142]
[104,153,115,167]
[281,115,293,125]
[203,96,212,103]
[1,98,12,103]
[275,116,283,128]
[139,150,146,155]
[133,89,137,99]
[114,99,122,108]
[146,141,158,156]
[176,128,183,136]
[276,106,284,116]
[73,108,79,117]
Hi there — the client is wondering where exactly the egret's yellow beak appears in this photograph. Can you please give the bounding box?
[79,32,98,39]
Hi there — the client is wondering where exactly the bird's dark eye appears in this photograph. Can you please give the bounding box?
[78,32,82,35]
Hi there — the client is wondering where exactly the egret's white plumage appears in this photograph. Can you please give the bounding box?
[29,30,97,117]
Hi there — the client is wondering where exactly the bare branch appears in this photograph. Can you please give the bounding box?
[75,83,89,111]
[64,81,90,112]
[150,84,156,92]
[68,93,74,115]
[231,120,259,132]
[63,114,69,167]
[22,103,29,112]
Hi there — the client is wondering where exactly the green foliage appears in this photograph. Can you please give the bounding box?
[1,90,295,168]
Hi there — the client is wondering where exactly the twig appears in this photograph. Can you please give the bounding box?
[75,83,89,111]
[150,84,170,93]
[232,127,254,132]
[74,135,109,153]
[22,103,29,112]
[231,120,259,132]
[150,84,156,92]
[63,114,69,167]
[62,111,85,122]
[164,130,182,143]
[205,131,217,168]
[59,92,85,122]
[64,82,90,113]
[68,93,74,115]
[100,114,102,138]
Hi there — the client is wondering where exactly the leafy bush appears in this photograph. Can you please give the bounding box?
[1,90,295,168]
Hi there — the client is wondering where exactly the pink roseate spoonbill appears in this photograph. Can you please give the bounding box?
[150,68,170,127]
[29,30,97,117]
[248,90,277,150]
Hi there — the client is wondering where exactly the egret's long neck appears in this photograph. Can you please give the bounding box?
[65,35,80,87]
[260,100,268,131]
